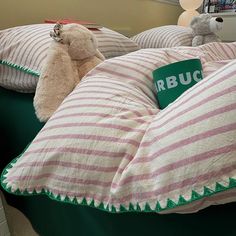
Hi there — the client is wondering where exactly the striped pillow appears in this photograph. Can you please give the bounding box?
[130,25,193,49]
[0,24,139,92]
[2,42,236,214]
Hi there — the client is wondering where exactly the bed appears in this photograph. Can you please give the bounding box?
[1,23,236,236]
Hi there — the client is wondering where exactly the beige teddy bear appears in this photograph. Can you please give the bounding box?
[34,23,105,122]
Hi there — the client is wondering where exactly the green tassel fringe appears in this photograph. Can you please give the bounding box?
[1,153,236,214]
[0,60,40,77]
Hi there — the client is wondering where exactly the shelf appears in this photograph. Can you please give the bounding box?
[211,12,236,16]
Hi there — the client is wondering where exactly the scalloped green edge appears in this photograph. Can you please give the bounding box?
[0,60,40,77]
[1,154,236,214]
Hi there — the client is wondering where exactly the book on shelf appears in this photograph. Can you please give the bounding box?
[203,0,236,13]
[44,19,103,30]
[219,0,236,11]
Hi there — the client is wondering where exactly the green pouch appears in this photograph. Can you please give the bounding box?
[153,59,203,109]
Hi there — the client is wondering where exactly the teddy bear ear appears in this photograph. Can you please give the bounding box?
[50,23,63,42]
[190,16,198,27]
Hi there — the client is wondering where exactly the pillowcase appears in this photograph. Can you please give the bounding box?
[0,24,139,92]
[130,25,193,49]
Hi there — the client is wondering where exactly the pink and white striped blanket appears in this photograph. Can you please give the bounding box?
[2,42,236,214]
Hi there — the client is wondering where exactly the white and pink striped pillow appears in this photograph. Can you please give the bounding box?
[2,42,236,214]
[0,24,139,92]
[130,25,193,49]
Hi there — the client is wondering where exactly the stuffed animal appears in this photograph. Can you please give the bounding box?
[34,23,105,122]
[190,14,223,47]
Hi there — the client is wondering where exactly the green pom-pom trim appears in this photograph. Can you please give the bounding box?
[1,153,236,214]
[0,60,40,77]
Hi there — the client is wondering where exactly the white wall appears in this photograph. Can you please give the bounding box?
[0,0,182,36]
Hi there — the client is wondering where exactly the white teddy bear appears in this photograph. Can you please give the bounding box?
[34,23,105,122]
[190,14,224,47]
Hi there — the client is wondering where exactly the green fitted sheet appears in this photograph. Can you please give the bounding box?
[1,86,236,236]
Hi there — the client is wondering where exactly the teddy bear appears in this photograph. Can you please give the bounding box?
[190,14,223,47]
[34,23,105,122]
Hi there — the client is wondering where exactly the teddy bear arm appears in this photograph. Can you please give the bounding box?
[95,49,105,61]
[204,34,221,44]
[34,44,76,121]
[192,35,204,47]
[76,56,102,84]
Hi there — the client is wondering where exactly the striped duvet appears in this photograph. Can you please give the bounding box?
[2,42,236,214]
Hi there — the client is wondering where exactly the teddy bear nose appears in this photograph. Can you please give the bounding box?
[216,17,223,23]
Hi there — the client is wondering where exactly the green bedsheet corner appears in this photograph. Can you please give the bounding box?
[0,87,44,169]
